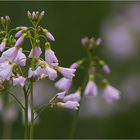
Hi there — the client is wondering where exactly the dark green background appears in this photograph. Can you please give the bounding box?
[0,1,139,139]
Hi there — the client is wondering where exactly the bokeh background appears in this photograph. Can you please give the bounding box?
[0,1,140,139]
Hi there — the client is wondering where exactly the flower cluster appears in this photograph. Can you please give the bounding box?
[54,36,120,109]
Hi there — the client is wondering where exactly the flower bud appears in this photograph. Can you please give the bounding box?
[27,11,32,20]
[1,17,5,25]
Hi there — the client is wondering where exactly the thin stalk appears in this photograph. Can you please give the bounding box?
[30,81,34,139]
[69,70,88,138]
[24,87,29,139]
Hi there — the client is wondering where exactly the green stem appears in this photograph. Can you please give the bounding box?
[30,81,34,139]
[24,87,29,139]
[69,70,88,139]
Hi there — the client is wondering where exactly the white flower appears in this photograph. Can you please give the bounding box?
[12,76,26,87]
[103,85,120,104]
[84,80,98,96]
[0,62,12,81]
[45,47,58,66]
[56,66,76,80]
[14,48,26,66]
[55,77,72,92]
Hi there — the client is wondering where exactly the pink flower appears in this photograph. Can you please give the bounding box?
[46,32,55,41]
[63,90,81,102]
[28,47,42,58]
[15,34,26,47]
[55,77,72,91]
[12,76,26,87]
[84,80,98,96]
[45,47,58,66]
[103,85,120,104]
[57,101,79,110]
[56,66,76,80]
[1,47,19,62]
[15,30,23,38]
[0,62,12,81]
[14,48,26,66]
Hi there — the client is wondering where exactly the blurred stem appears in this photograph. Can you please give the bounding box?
[2,121,12,139]
[24,87,29,139]
[69,70,88,138]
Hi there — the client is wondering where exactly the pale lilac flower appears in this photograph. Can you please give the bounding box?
[46,32,55,41]
[57,101,79,110]
[55,77,72,92]
[12,76,26,87]
[57,91,66,99]
[15,35,25,47]
[103,85,120,104]
[1,47,19,62]
[84,80,98,96]
[103,64,110,74]
[15,30,23,38]
[0,62,12,81]
[70,62,79,69]
[81,37,88,45]
[28,68,37,78]
[56,66,76,80]
[45,65,57,81]
[45,47,58,66]
[16,26,27,30]
[0,39,6,52]
[14,48,26,66]
[32,11,37,20]
[63,90,81,102]
[29,47,42,58]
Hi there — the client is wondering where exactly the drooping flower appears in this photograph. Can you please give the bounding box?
[12,76,26,87]
[55,77,72,92]
[45,43,58,66]
[45,64,57,81]
[63,90,81,102]
[0,39,7,52]
[15,34,26,47]
[14,48,26,66]
[46,32,55,41]
[84,80,98,96]
[0,62,12,81]
[103,64,111,74]
[55,66,76,80]
[56,91,66,100]
[57,101,79,110]
[103,85,120,104]
[70,62,79,69]
[15,30,23,38]
[1,47,19,62]
[28,47,42,58]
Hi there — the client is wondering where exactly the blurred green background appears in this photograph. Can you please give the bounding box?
[0,1,140,139]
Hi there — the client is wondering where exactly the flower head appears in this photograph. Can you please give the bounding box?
[1,47,19,62]
[63,90,81,102]
[0,62,12,81]
[45,43,58,66]
[46,32,55,41]
[28,47,42,58]
[12,76,26,87]
[56,91,66,100]
[55,77,72,92]
[14,48,26,66]
[84,80,98,96]
[55,66,76,80]
[57,101,79,110]
[103,85,120,104]
[45,64,57,81]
